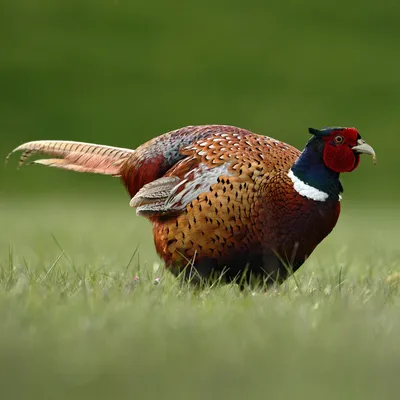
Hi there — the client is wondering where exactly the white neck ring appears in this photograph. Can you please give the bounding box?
[288,169,330,202]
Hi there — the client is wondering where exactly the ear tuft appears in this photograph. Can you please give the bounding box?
[308,127,321,135]
[308,127,331,137]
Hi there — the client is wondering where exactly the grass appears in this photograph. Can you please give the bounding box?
[1,196,399,399]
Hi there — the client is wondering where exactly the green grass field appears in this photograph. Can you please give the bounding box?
[1,196,399,399]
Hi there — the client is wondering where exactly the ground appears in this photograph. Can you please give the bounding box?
[1,196,399,400]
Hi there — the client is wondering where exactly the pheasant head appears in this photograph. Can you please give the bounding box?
[309,127,376,172]
[289,127,376,202]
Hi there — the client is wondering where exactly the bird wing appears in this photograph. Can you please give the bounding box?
[129,127,300,217]
[130,158,234,216]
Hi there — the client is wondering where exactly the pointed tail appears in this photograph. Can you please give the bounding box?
[6,140,135,176]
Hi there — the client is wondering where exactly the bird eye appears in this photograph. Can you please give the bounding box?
[334,135,344,144]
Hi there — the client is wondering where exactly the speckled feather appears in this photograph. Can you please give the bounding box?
[121,125,340,282]
[9,125,342,284]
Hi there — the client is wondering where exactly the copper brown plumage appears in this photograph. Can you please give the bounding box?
[7,124,376,286]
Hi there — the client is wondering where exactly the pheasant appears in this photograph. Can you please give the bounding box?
[7,125,376,285]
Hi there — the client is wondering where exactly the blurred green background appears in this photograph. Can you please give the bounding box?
[0,0,396,202]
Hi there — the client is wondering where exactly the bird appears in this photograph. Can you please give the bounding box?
[7,125,376,286]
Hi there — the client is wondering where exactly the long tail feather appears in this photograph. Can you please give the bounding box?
[6,140,135,176]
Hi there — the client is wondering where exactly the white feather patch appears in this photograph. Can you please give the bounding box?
[288,169,329,202]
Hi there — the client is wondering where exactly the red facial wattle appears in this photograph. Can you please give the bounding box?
[323,143,360,172]
[322,128,361,173]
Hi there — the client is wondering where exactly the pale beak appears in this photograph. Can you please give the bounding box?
[352,139,377,165]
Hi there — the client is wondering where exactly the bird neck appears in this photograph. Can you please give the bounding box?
[290,136,343,202]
